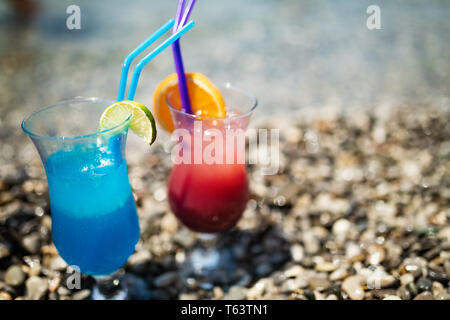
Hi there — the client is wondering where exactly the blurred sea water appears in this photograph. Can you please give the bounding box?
[0,0,449,128]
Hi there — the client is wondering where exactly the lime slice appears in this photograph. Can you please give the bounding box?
[99,100,157,145]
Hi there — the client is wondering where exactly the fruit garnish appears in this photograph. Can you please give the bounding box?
[99,100,157,145]
[153,72,226,132]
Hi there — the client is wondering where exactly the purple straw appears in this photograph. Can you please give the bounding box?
[172,0,196,114]
[173,0,185,31]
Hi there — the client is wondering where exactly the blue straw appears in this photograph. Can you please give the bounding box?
[126,21,195,101]
[117,19,175,101]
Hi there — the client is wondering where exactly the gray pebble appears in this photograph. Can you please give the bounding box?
[0,243,10,259]
[315,261,337,273]
[21,233,41,254]
[406,282,418,296]
[48,256,67,271]
[383,295,401,300]
[153,272,178,288]
[302,231,319,255]
[0,291,12,300]
[342,275,365,300]
[25,276,48,300]
[397,286,411,300]
[179,293,198,300]
[332,219,352,238]
[121,274,151,300]
[290,244,304,263]
[444,260,450,277]
[72,289,91,300]
[5,265,26,287]
[434,292,450,300]
[307,277,330,291]
[173,229,195,248]
[224,286,246,300]
[416,277,432,292]
[403,257,426,278]
[428,270,449,284]
[256,263,273,277]
[330,268,349,281]
[413,291,434,300]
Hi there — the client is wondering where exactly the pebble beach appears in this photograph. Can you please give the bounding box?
[1,104,449,300]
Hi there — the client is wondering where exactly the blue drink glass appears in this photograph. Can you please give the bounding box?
[21,98,140,278]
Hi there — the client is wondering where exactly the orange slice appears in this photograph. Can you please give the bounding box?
[153,72,226,132]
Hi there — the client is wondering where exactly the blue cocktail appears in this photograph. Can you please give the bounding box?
[22,98,139,277]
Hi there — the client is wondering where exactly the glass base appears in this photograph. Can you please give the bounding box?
[91,272,128,300]
[180,233,237,288]
[91,286,128,300]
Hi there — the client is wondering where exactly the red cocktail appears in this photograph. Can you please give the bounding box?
[168,154,249,233]
[165,85,257,277]
[167,85,257,235]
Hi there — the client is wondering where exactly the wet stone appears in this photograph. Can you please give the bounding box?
[402,257,426,278]
[303,289,315,300]
[179,293,198,300]
[153,272,178,288]
[315,261,337,273]
[0,291,12,300]
[371,289,397,299]
[213,287,224,299]
[5,265,26,287]
[434,293,450,300]
[0,243,10,258]
[255,263,273,277]
[72,289,91,300]
[21,233,41,254]
[25,276,48,300]
[173,229,195,248]
[366,245,385,265]
[329,268,349,281]
[342,275,365,300]
[406,282,418,297]
[445,260,450,277]
[283,277,308,292]
[307,277,330,291]
[431,281,445,297]
[332,219,352,238]
[302,231,320,255]
[413,291,434,300]
[224,286,246,300]
[48,256,67,271]
[397,286,411,300]
[122,274,151,300]
[290,244,304,263]
[428,270,449,284]
[400,273,414,286]
[416,277,433,293]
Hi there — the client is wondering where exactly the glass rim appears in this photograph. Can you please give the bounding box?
[166,83,258,121]
[21,97,132,141]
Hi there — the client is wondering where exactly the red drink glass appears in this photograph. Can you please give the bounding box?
[166,84,257,280]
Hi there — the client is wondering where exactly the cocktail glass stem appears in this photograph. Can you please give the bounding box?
[182,233,236,287]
